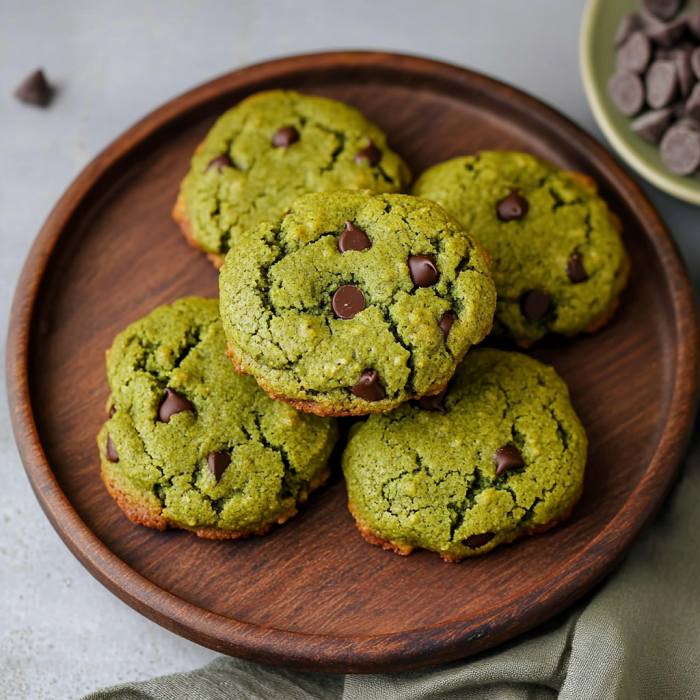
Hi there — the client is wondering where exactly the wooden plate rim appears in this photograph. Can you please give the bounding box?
[6,51,699,673]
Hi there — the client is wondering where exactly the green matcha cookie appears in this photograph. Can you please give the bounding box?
[412,151,629,346]
[173,90,411,267]
[97,297,338,539]
[219,191,497,417]
[342,348,587,561]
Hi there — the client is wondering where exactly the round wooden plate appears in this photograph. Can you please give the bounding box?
[7,52,699,674]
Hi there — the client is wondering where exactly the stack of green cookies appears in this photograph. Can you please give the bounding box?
[99,90,628,561]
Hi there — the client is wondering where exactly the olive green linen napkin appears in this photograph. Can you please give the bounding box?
[82,435,700,700]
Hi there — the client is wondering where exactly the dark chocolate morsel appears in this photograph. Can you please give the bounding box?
[158,388,194,423]
[567,253,589,283]
[438,311,454,340]
[643,14,687,48]
[630,108,673,143]
[686,82,700,121]
[670,99,688,120]
[692,47,700,80]
[350,370,386,402]
[688,7,700,41]
[660,122,700,174]
[616,31,651,73]
[417,386,449,414]
[463,533,494,549]
[497,188,529,221]
[494,445,524,476]
[14,69,53,107]
[676,117,700,131]
[106,435,119,463]
[208,451,231,483]
[408,255,440,287]
[641,0,681,22]
[206,154,233,172]
[521,290,550,321]
[645,60,678,108]
[615,13,643,47]
[354,138,381,166]
[272,126,299,148]
[607,71,645,116]
[109,404,116,418]
[332,285,365,319]
[669,45,696,97]
[338,221,371,252]
[677,117,700,131]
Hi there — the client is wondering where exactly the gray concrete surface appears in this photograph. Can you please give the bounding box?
[2,1,700,698]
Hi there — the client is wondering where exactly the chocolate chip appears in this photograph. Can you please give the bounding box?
[641,0,681,21]
[109,404,116,418]
[616,31,651,73]
[208,451,231,482]
[272,126,299,148]
[669,45,696,97]
[206,154,233,172]
[677,116,700,130]
[497,188,529,221]
[494,445,524,476]
[670,99,688,120]
[643,14,687,48]
[692,47,700,80]
[646,60,678,108]
[615,13,644,47]
[608,72,645,116]
[567,253,588,283]
[686,82,700,121]
[521,290,550,321]
[463,533,494,549]
[158,388,194,423]
[332,285,365,319]
[354,138,381,166]
[438,312,454,340]
[660,122,700,174]
[417,386,449,414]
[631,108,673,142]
[338,221,371,252]
[106,435,119,463]
[14,69,53,107]
[688,7,700,41]
[351,370,386,402]
[408,255,440,287]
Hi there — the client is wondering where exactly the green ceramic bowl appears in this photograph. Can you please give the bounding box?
[580,0,700,204]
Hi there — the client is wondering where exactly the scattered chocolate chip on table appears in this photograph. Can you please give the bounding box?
[14,68,54,107]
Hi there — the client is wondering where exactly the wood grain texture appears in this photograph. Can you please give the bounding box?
[6,52,699,674]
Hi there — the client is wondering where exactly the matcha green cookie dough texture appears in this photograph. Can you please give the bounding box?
[97,297,338,539]
[219,190,497,417]
[342,348,587,561]
[412,151,629,346]
[173,90,411,266]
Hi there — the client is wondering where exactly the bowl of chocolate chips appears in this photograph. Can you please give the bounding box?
[582,0,700,204]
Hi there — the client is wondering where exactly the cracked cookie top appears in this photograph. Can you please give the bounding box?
[219,191,497,417]
[178,90,411,257]
[342,348,587,561]
[98,297,338,536]
[412,151,628,345]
